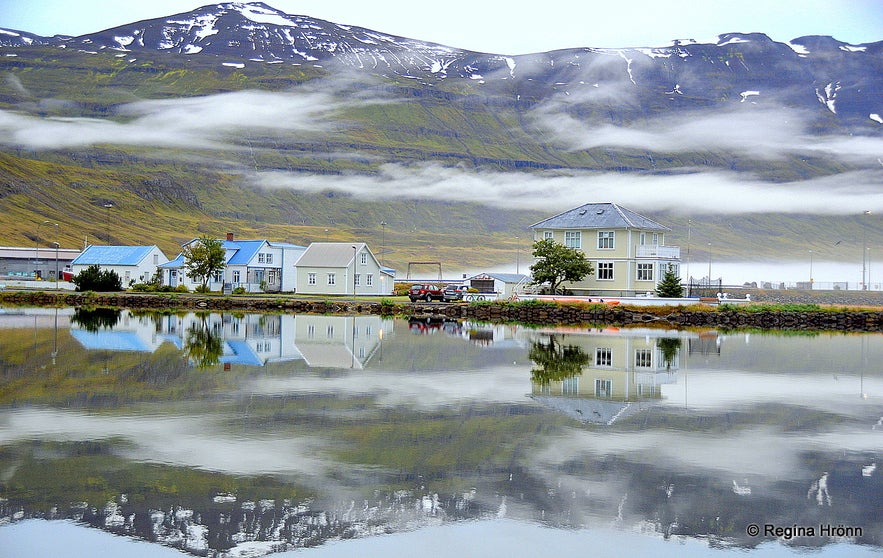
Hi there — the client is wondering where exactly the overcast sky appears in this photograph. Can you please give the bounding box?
[2,0,882,54]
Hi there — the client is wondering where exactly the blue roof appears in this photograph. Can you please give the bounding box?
[220,340,265,366]
[161,239,272,269]
[72,245,158,266]
[69,329,155,352]
[224,240,266,265]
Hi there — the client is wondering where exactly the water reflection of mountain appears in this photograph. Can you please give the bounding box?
[2,310,881,556]
[66,311,394,369]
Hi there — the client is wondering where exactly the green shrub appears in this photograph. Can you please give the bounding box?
[71,265,123,292]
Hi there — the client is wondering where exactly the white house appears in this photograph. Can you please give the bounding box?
[294,242,392,296]
[160,234,307,292]
[70,245,169,286]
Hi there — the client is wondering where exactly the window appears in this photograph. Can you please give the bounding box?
[308,272,316,285]
[562,376,579,395]
[597,262,614,280]
[653,233,660,245]
[565,231,581,248]
[254,270,264,284]
[595,379,613,398]
[124,270,131,281]
[360,252,368,265]
[544,231,553,240]
[595,347,612,367]
[327,273,336,285]
[366,274,373,286]
[258,253,265,264]
[268,270,277,285]
[212,271,223,282]
[354,273,361,286]
[597,231,615,249]
[153,254,159,265]
[635,349,653,368]
[232,270,240,283]
[637,263,654,281]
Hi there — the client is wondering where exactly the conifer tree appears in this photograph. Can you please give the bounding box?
[656,264,684,298]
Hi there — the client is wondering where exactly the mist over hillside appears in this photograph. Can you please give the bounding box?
[0,2,881,281]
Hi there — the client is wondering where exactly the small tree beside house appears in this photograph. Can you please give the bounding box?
[183,236,227,291]
[529,238,594,295]
[656,264,684,298]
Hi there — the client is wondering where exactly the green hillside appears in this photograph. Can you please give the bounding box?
[0,47,876,273]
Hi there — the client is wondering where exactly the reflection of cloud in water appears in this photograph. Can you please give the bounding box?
[244,365,532,409]
[0,407,330,478]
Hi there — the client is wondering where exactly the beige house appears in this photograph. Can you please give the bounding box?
[529,202,680,296]
[294,242,392,296]
[529,328,681,424]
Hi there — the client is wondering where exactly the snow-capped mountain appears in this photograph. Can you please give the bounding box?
[1,1,881,124]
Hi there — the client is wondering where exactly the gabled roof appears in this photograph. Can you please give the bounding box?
[529,203,670,231]
[296,242,369,268]
[71,245,161,266]
[468,273,530,284]
[161,238,307,269]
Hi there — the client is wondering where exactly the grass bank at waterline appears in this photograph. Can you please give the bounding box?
[2,290,883,332]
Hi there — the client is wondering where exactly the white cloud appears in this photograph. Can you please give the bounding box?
[253,163,883,215]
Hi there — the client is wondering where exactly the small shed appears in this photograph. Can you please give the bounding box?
[465,273,531,298]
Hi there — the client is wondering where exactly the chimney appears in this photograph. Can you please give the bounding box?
[226,232,234,241]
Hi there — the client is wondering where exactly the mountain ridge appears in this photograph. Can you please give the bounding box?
[0,3,881,277]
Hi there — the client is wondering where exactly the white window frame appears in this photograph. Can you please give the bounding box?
[595,378,613,398]
[327,273,336,285]
[354,273,361,286]
[308,272,316,285]
[635,348,653,368]
[597,231,615,250]
[366,273,374,286]
[360,252,368,265]
[597,261,614,281]
[564,231,581,249]
[543,231,554,240]
[637,263,654,282]
[595,347,612,367]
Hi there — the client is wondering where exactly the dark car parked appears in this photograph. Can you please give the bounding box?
[408,284,444,302]
[443,284,469,302]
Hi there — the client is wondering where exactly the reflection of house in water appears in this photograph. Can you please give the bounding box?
[160,313,391,369]
[70,311,171,352]
[68,311,392,369]
[530,327,683,424]
[295,315,390,369]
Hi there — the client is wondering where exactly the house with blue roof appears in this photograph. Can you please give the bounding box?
[529,202,681,296]
[70,245,169,286]
[160,233,307,292]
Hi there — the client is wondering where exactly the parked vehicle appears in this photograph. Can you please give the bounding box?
[408,283,444,302]
[443,284,469,302]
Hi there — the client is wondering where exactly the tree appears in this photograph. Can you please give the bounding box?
[529,238,593,294]
[529,336,590,385]
[656,264,684,298]
[183,235,227,289]
[71,264,123,292]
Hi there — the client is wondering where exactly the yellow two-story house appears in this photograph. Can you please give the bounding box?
[529,202,680,296]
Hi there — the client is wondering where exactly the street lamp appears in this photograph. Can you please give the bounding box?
[380,221,387,267]
[861,211,872,290]
[808,250,813,290]
[103,203,113,243]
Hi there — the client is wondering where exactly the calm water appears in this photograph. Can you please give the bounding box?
[0,307,880,557]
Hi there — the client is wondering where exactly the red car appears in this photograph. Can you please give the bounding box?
[408,284,444,302]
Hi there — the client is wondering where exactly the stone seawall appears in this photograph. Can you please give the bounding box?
[2,291,882,332]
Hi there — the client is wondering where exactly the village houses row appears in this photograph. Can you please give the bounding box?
[3,203,682,296]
